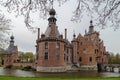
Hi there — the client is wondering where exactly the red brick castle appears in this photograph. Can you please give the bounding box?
[35,8,109,72]
[4,8,109,72]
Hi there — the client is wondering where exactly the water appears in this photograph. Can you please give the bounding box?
[0,67,120,78]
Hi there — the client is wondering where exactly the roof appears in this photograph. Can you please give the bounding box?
[6,45,17,54]
[45,25,60,38]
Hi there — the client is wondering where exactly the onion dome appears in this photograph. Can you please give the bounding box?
[90,20,93,27]
[49,8,56,15]
[10,35,14,39]
[90,20,93,24]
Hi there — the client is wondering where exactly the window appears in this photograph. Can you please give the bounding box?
[79,57,82,62]
[56,42,60,49]
[45,42,48,49]
[89,57,92,62]
[56,53,60,60]
[44,52,48,60]
[66,56,68,61]
[95,49,98,54]
[83,48,86,54]
[80,42,83,46]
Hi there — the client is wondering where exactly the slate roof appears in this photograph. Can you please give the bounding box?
[45,25,60,38]
[6,45,17,54]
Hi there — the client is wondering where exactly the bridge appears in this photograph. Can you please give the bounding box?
[101,64,120,72]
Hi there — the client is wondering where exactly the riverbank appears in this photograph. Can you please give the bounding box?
[0,76,120,80]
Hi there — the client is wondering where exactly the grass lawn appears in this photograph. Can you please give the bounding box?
[0,76,120,80]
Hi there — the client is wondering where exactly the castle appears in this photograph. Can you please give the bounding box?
[4,35,18,67]
[4,8,109,72]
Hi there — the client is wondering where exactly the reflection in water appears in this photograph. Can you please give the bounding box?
[0,67,120,78]
[0,67,35,77]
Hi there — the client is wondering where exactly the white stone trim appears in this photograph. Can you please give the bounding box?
[80,64,98,71]
[37,66,67,72]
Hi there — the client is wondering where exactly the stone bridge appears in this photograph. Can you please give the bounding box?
[102,64,120,72]
[13,62,36,69]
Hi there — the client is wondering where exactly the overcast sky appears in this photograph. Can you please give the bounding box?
[2,0,120,54]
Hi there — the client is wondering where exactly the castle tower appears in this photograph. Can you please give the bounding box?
[4,35,18,67]
[36,8,67,72]
[71,33,78,64]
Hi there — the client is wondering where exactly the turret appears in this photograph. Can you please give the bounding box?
[10,35,14,46]
[45,8,60,38]
[48,8,57,25]
[89,20,94,33]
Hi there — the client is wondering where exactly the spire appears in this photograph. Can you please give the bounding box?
[89,20,94,33]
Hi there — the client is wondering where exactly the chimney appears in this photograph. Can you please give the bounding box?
[38,28,40,40]
[65,28,67,40]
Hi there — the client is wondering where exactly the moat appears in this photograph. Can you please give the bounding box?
[0,67,119,78]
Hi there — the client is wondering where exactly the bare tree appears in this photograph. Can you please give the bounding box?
[0,14,11,48]
[0,0,120,30]
[72,0,120,29]
[0,0,68,32]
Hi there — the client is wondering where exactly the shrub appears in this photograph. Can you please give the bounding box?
[5,65,13,69]
[21,66,36,71]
